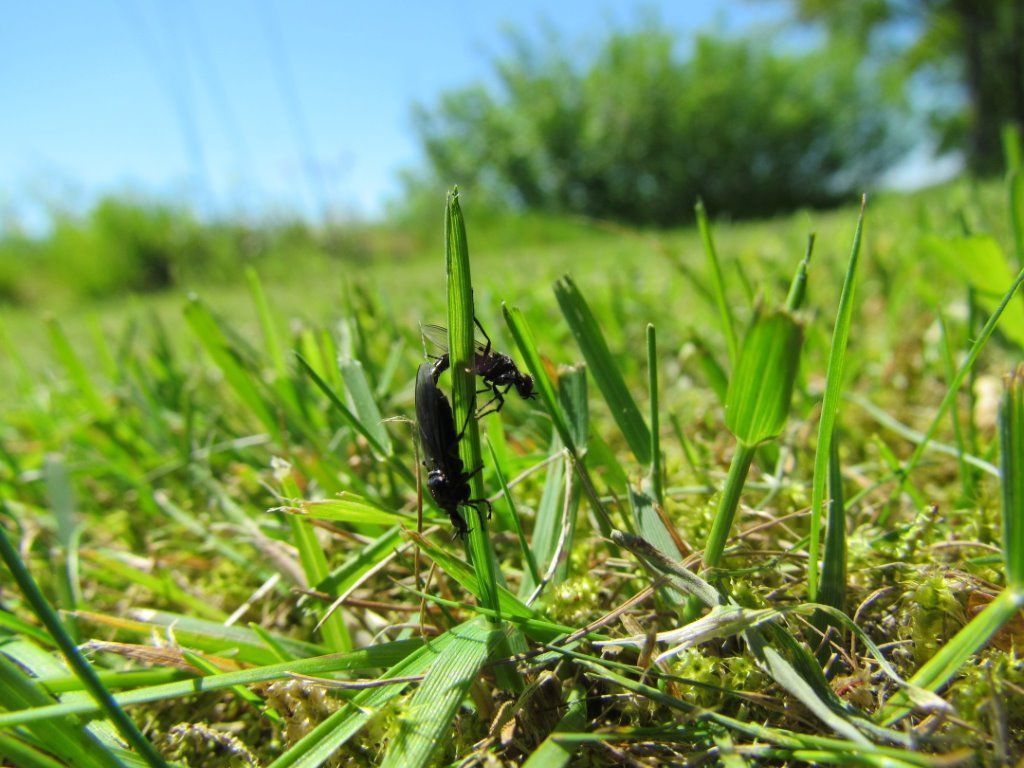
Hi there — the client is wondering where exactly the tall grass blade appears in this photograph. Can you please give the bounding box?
[696,200,739,366]
[817,436,847,615]
[647,324,663,504]
[900,263,1024,481]
[444,189,501,616]
[1000,366,1024,588]
[554,275,651,465]
[485,437,541,587]
[184,296,277,437]
[807,199,865,600]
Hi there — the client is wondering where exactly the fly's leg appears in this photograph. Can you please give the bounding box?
[466,497,493,520]
[475,383,505,418]
[473,315,493,357]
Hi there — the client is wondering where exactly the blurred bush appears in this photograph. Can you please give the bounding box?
[408,24,908,225]
[0,195,383,306]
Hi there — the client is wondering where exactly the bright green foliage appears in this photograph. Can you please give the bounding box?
[5,180,1024,764]
[724,309,803,447]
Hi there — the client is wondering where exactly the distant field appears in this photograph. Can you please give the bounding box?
[2,177,1023,765]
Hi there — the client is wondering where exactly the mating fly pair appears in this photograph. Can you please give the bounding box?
[415,318,534,538]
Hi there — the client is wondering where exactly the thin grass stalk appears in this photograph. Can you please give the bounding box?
[647,324,663,506]
[807,198,865,600]
[701,443,757,574]
[445,190,521,692]
[0,502,169,768]
[696,199,738,366]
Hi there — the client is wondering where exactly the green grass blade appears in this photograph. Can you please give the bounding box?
[295,353,415,487]
[1001,366,1024,588]
[0,640,422,728]
[380,619,496,768]
[277,470,351,652]
[444,191,500,604]
[0,651,123,768]
[817,436,847,615]
[279,495,409,526]
[0,733,70,768]
[807,200,865,600]
[554,275,651,466]
[0,508,169,768]
[338,357,392,456]
[696,199,738,366]
[183,296,278,438]
[503,303,617,535]
[725,309,803,447]
[647,324,663,505]
[900,263,1024,481]
[785,234,815,312]
[267,633,457,768]
[45,317,108,417]
[485,437,541,587]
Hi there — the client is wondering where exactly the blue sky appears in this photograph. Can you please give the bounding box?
[0,1,794,224]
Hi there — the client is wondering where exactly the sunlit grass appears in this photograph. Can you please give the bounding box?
[1,174,1023,765]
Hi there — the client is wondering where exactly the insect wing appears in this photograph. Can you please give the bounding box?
[420,323,490,356]
[415,363,456,466]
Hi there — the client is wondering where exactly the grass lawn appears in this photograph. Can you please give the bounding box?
[1,177,1023,766]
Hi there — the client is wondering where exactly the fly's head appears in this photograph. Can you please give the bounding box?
[515,373,536,400]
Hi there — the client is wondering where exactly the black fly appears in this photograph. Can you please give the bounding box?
[421,317,535,417]
[415,362,490,538]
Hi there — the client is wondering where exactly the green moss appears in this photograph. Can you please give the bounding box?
[905,573,967,666]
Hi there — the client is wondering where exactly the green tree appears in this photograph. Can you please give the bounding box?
[776,0,1024,174]
[410,24,905,225]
